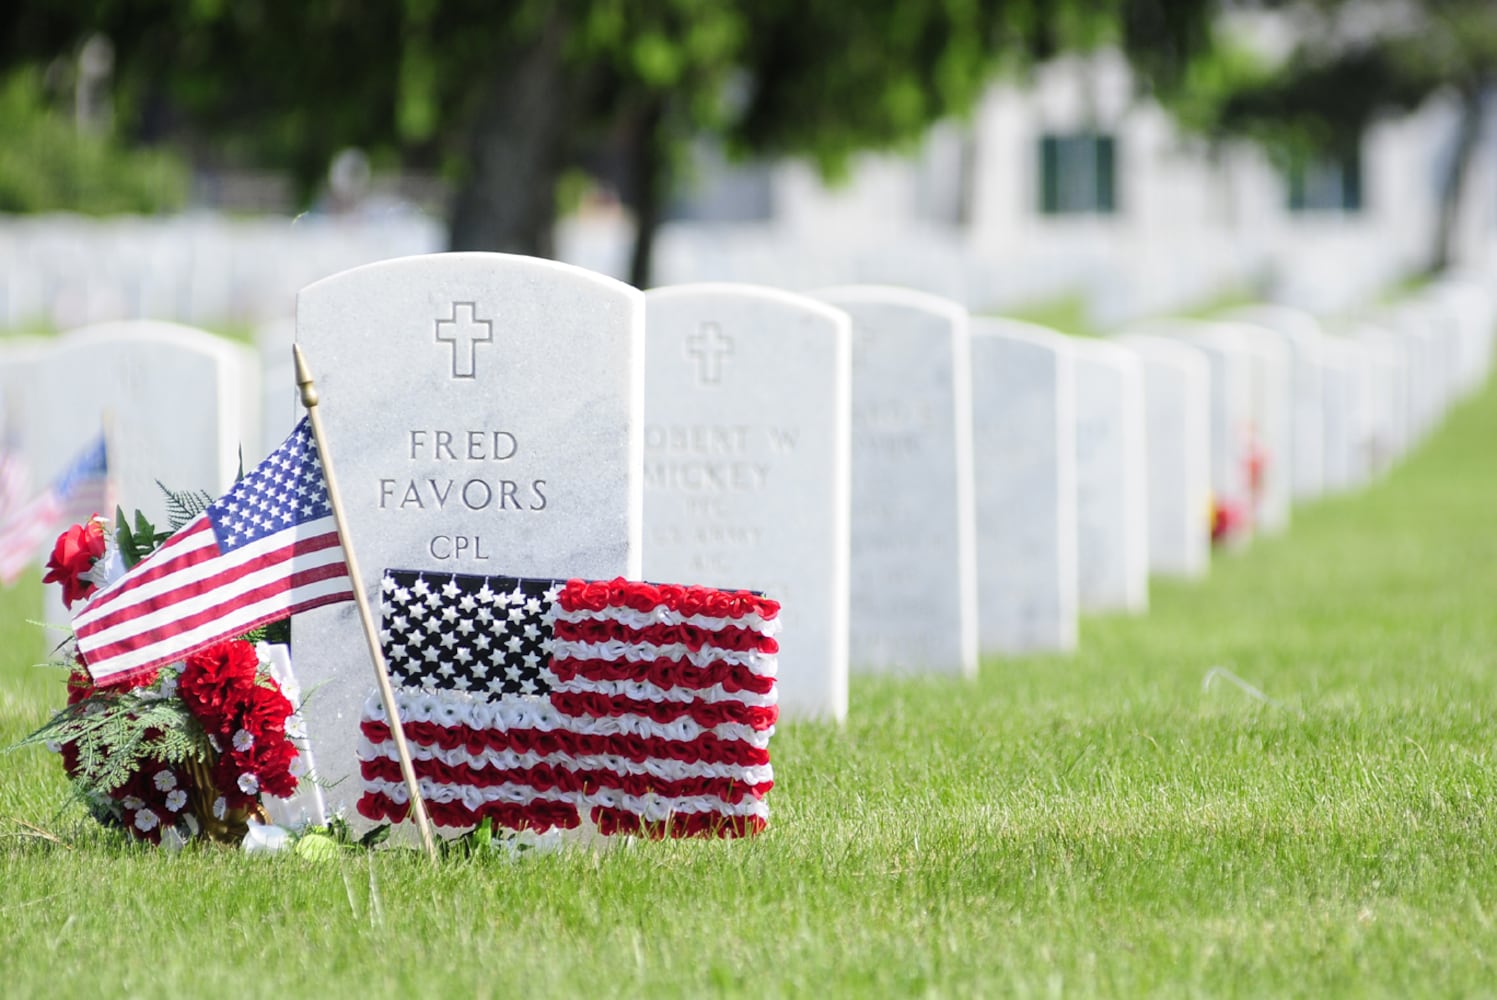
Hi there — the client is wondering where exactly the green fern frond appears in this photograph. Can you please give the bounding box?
[157,482,215,532]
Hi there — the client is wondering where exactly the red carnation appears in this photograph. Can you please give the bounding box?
[179,640,260,728]
[42,519,106,608]
[233,682,294,744]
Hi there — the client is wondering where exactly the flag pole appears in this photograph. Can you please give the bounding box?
[293,345,439,863]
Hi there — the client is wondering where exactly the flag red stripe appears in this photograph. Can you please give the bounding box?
[356,790,581,833]
[557,580,779,621]
[590,805,765,839]
[547,689,778,731]
[361,718,770,770]
[547,655,776,695]
[551,618,778,654]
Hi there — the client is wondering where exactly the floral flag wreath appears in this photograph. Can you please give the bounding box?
[358,571,780,839]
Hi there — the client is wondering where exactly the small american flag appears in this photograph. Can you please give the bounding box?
[0,434,108,585]
[75,418,353,687]
[358,571,780,839]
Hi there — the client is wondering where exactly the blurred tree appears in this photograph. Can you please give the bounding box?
[0,0,1217,283]
[1176,1,1497,272]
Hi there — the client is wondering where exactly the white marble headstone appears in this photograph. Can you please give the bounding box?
[294,252,645,817]
[969,319,1078,653]
[1124,321,1256,548]
[812,286,977,678]
[1319,337,1375,492]
[1226,306,1327,502]
[28,322,256,525]
[1347,323,1412,463]
[1068,339,1149,614]
[1113,334,1211,579]
[255,319,298,464]
[1215,326,1292,537]
[643,284,850,721]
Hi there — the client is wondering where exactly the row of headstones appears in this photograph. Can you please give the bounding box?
[2,212,1402,339]
[0,214,441,332]
[2,255,1492,817]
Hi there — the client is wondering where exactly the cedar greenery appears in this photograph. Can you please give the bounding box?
[7,682,209,804]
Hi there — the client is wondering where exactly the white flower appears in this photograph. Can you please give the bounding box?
[288,753,309,778]
[241,820,292,855]
[153,770,177,791]
[134,808,160,831]
[122,795,144,810]
[81,525,126,591]
[44,740,61,754]
[212,796,227,820]
[165,789,188,812]
[237,772,260,795]
[183,814,201,837]
[208,734,222,753]
[232,729,255,752]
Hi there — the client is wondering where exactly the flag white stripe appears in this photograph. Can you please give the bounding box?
[370,687,772,748]
[550,673,778,708]
[362,775,771,822]
[549,638,777,673]
[552,605,782,636]
[358,734,775,787]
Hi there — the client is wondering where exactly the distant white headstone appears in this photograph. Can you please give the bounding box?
[294,252,645,816]
[1113,334,1211,579]
[1347,322,1412,464]
[969,319,1078,653]
[28,322,256,524]
[812,286,977,677]
[1069,339,1149,613]
[1226,306,1327,502]
[1319,337,1375,492]
[643,284,851,721]
[255,319,298,465]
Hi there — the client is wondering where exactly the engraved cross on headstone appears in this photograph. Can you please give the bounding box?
[686,322,733,384]
[435,302,493,379]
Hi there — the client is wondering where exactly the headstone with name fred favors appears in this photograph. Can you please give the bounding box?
[811,285,977,678]
[969,319,1078,653]
[1113,333,1211,580]
[1069,338,1149,614]
[294,253,644,817]
[643,284,851,721]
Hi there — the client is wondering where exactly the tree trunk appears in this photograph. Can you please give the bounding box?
[448,12,573,255]
[628,98,669,290]
[1430,83,1488,275]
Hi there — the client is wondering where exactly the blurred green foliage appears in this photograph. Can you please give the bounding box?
[0,68,186,214]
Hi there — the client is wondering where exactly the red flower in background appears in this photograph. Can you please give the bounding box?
[1211,497,1249,544]
[43,519,106,608]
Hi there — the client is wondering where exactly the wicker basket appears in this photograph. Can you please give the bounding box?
[183,755,269,843]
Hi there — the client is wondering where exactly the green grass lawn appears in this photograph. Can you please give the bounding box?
[3,380,1496,998]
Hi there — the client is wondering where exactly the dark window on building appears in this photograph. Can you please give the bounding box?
[1039,132,1117,215]
[1286,148,1363,212]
